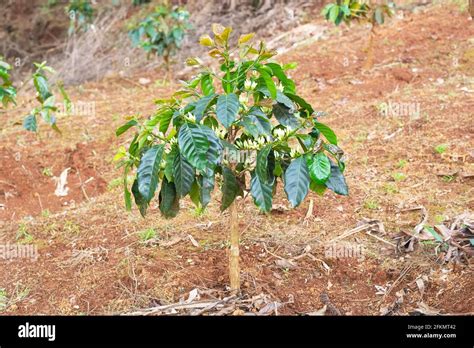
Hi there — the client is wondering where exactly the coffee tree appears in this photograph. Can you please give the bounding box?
[24,62,71,133]
[67,0,94,35]
[128,5,191,71]
[322,0,394,69]
[116,25,348,292]
[0,57,16,107]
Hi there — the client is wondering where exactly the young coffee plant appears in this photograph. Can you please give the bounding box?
[0,57,17,108]
[116,25,348,292]
[322,0,395,69]
[67,0,94,35]
[128,5,191,70]
[24,62,71,133]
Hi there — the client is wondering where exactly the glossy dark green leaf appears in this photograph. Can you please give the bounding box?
[23,114,37,132]
[164,146,178,182]
[194,93,217,122]
[178,122,210,171]
[241,109,272,138]
[284,156,310,207]
[273,102,300,129]
[199,173,215,208]
[173,152,195,197]
[285,93,314,116]
[216,93,239,129]
[201,125,223,169]
[221,166,241,211]
[132,178,148,217]
[137,145,165,202]
[325,162,348,196]
[159,177,180,218]
[256,144,272,183]
[33,74,52,102]
[156,109,174,134]
[250,172,273,212]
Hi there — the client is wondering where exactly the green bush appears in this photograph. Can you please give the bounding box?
[0,57,17,108]
[128,5,191,67]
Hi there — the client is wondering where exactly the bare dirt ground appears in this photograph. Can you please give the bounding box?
[0,2,472,315]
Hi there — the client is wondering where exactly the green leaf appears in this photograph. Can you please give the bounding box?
[201,125,223,169]
[241,108,272,138]
[265,63,296,94]
[33,74,52,102]
[137,145,165,202]
[159,177,180,218]
[424,227,444,243]
[256,144,273,183]
[164,146,178,182]
[194,94,217,122]
[313,122,338,145]
[285,93,314,116]
[258,68,277,99]
[122,165,132,211]
[325,162,348,196]
[189,179,201,207]
[284,156,310,208]
[273,102,299,129]
[259,87,293,109]
[329,5,340,23]
[201,74,215,96]
[308,152,331,184]
[156,109,174,134]
[199,173,215,208]
[178,122,210,171]
[57,82,72,113]
[132,178,148,217]
[310,181,327,196]
[23,114,37,132]
[250,172,273,212]
[221,166,241,211]
[116,119,138,137]
[242,114,272,139]
[216,93,239,129]
[374,7,384,25]
[173,152,195,197]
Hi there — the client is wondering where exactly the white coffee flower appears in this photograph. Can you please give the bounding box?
[239,93,249,105]
[273,128,286,140]
[290,148,299,158]
[185,112,196,122]
[244,79,258,91]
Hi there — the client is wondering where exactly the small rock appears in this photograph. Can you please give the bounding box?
[139,77,151,85]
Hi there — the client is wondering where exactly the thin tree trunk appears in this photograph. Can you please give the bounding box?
[229,200,240,293]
